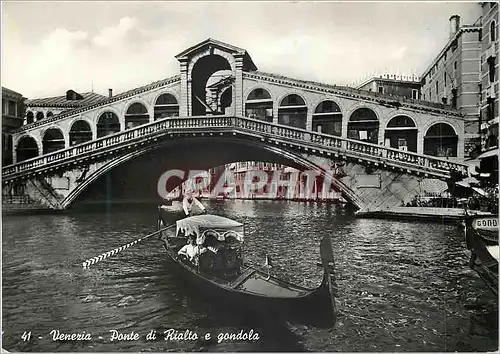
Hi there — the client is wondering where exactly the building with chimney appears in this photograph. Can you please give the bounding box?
[2,87,26,166]
[24,89,107,126]
[420,14,482,157]
[480,2,499,150]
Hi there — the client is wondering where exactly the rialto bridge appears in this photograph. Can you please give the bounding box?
[3,39,470,212]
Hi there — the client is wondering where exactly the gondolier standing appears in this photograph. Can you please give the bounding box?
[182,179,206,216]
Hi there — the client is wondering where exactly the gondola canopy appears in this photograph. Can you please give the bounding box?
[176,214,244,244]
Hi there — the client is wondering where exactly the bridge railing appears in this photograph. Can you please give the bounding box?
[3,115,468,180]
[231,116,468,176]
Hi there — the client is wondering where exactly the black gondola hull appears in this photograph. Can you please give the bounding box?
[163,249,335,328]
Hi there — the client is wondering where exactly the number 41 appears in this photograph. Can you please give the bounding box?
[21,331,32,341]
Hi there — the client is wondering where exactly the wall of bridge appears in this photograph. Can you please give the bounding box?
[11,74,466,164]
[242,76,465,159]
[3,133,450,212]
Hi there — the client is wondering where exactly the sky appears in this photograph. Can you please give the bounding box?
[2,1,482,99]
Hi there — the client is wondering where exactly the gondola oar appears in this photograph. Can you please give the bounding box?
[82,224,176,268]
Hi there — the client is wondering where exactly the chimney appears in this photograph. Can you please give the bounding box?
[449,15,460,39]
[108,88,113,98]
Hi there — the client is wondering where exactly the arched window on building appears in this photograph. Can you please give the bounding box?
[278,94,307,129]
[424,123,458,157]
[69,120,93,146]
[245,88,273,123]
[154,94,179,119]
[347,108,379,144]
[16,136,39,162]
[26,111,34,125]
[36,112,44,122]
[97,112,121,138]
[42,128,65,154]
[46,111,54,118]
[384,115,418,152]
[125,103,149,129]
[312,100,342,136]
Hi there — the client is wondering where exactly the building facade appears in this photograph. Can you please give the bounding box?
[480,2,499,150]
[2,87,26,166]
[356,75,421,100]
[420,15,482,157]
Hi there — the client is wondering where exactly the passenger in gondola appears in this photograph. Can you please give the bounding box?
[177,236,206,264]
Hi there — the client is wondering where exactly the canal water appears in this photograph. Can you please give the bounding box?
[2,200,498,352]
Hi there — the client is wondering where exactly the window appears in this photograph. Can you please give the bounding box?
[451,89,458,108]
[8,100,16,116]
[436,80,439,94]
[378,86,384,94]
[412,89,419,99]
[489,60,495,82]
[491,20,497,42]
[454,61,457,71]
[444,72,447,87]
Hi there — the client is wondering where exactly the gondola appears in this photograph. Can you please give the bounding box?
[157,210,337,328]
[464,212,499,295]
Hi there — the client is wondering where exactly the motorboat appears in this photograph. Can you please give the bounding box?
[157,211,337,327]
[464,213,499,294]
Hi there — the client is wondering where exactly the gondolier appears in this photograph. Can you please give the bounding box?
[182,180,206,216]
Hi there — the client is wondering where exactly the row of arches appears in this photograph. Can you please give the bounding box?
[244,88,458,157]
[25,110,55,124]
[15,89,458,162]
[16,93,180,161]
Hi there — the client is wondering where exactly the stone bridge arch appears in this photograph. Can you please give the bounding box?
[55,137,362,209]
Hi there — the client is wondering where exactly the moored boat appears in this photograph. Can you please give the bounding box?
[464,213,499,294]
[157,211,337,328]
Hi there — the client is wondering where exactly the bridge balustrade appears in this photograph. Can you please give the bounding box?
[3,115,468,181]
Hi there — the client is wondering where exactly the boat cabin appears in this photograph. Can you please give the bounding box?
[163,214,245,280]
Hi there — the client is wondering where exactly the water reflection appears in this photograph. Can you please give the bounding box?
[2,200,498,352]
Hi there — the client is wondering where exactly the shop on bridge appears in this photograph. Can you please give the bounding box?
[383,115,418,152]
[347,108,379,144]
[278,94,307,129]
[424,122,458,157]
[312,100,342,136]
[245,88,273,123]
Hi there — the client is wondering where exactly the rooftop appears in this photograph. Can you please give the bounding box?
[26,90,107,108]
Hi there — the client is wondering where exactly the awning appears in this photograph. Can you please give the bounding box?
[477,148,498,160]
[472,187,489,197]
[420,179,448,194]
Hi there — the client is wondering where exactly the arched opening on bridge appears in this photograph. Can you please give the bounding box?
[36,112,44,122]
[26,111,34,124]
[191,55,232,116]
[206,69,233,115]
[69,120,92,146]
[219,86,233,114]
[312,100,342,136]
[97,112,121,138]
[424,123,458,157]
[47,111,54,118]
[16,136,39,161]
[278,94,307,129]
[384,115,417,152]
[42,128,65,154]
[245,88,273,122]
[154,93,179,119]
[125,102,149,129]
[348,108,379,144]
